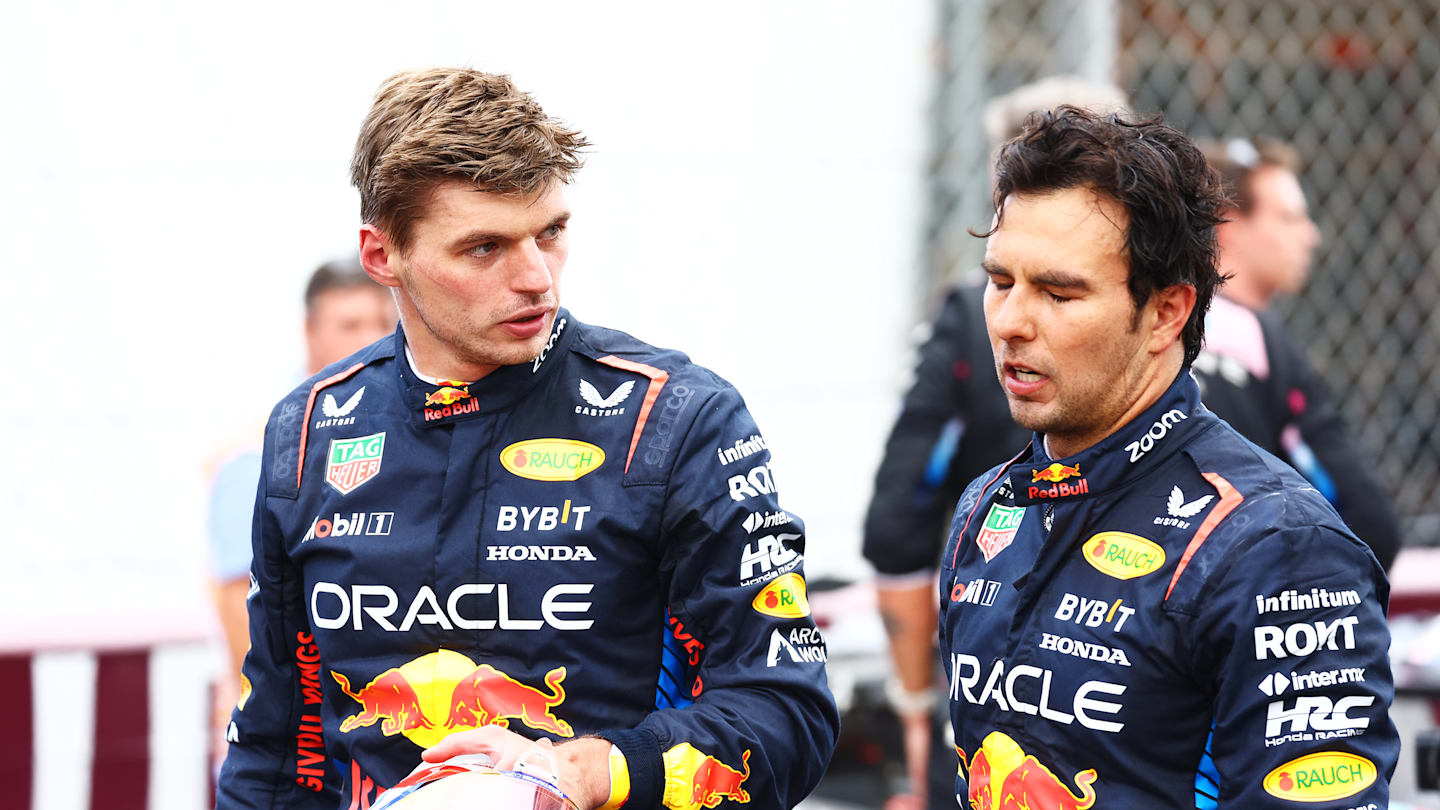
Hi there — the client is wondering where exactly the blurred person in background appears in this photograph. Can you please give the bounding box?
[216,68,837,810]
[1194,137,1400,569]
[208,258,395,759]
[861,76,1129,810]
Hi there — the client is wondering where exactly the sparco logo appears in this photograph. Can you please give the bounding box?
[642,384,695,467]
[310,582,593,631]
[1125,409,1186,463]
[531,318,566,373]
[949,652,1126,733]
[303,512,394,541]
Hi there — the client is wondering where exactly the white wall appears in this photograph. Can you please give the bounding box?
[0,0,935,643]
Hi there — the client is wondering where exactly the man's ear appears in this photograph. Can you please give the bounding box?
[1148,283,1197,355]
[359,225,403,289]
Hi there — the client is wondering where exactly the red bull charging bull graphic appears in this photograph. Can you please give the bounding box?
[1032,463,1081,484]
[662,743,752,810]
[331,650,573,749]
[959,731,1097,810]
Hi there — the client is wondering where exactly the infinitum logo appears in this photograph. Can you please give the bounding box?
[716,435,767,465]
[1255,587,1362,615]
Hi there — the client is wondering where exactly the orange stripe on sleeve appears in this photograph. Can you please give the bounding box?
[594,355,670,474]
[1164,471,1244,601]
[296,362,367,490]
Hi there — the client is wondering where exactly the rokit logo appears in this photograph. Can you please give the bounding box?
[1125,409,1186,463]
[314,387,365,429]
[310,582,593,631]
[1254,616,1359,660]
[1264,694,1375,747]
[948,652,1127,733]
[742,510,793,533]
[727,463,776,502]
[576,379,635,417]
[496,501,592,532]
[739,533,802,587]
[302,511,394,541]
[766,627,826,666]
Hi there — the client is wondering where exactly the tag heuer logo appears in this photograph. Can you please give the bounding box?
[976,503,1025,562]
[325,432,385,495]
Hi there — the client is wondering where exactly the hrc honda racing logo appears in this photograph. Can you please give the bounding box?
[310,582,593,631]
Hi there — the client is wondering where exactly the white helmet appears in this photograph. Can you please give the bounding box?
[372,752,578,810]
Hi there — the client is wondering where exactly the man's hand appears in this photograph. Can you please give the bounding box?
[421,726,612,809]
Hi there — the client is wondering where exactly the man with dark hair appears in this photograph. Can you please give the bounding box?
[940,107,1396,808]
[863,78,1129,810]
[1192,138,1400,569]
[216,69,837,810]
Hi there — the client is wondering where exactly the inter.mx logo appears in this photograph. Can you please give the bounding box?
[326,433,385,495]
[303,512,394,542]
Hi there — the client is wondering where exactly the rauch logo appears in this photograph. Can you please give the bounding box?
[500,439,605,482]
[1262,751,1375,802]
[1081,532,1165,580]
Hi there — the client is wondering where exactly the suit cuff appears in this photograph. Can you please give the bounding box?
[595,728,662,810]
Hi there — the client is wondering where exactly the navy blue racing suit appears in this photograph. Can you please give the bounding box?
[939,371,1397,808]
[216,312,838,810]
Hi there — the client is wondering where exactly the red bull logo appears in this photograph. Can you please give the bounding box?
[960,731,1097,810]
[331,650,573,749]
[424,385,472,407]
[662,743,751,810]
[1032,463,1081,483]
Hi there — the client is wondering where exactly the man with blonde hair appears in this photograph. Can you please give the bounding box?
[217,69,837,810]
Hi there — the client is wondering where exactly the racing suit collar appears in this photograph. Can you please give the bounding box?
[1009,370,1209,506]
[395,310,577,427]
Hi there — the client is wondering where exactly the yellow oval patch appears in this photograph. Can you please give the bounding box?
[500,439,606,482]
[753,573,810,618]
[1081,532,1166,580]
[1262,751,1375,802]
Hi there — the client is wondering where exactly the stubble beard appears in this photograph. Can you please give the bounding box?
[1000,335,1146,454]
[407,281,555,370]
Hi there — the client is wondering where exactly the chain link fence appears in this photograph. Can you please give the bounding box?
[927,0,1440,543]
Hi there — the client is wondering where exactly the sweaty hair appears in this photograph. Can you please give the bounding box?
[980,105,1227,367]
[350,68,589,253]
[305,256,382,312]
[1198,137,1301,214]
